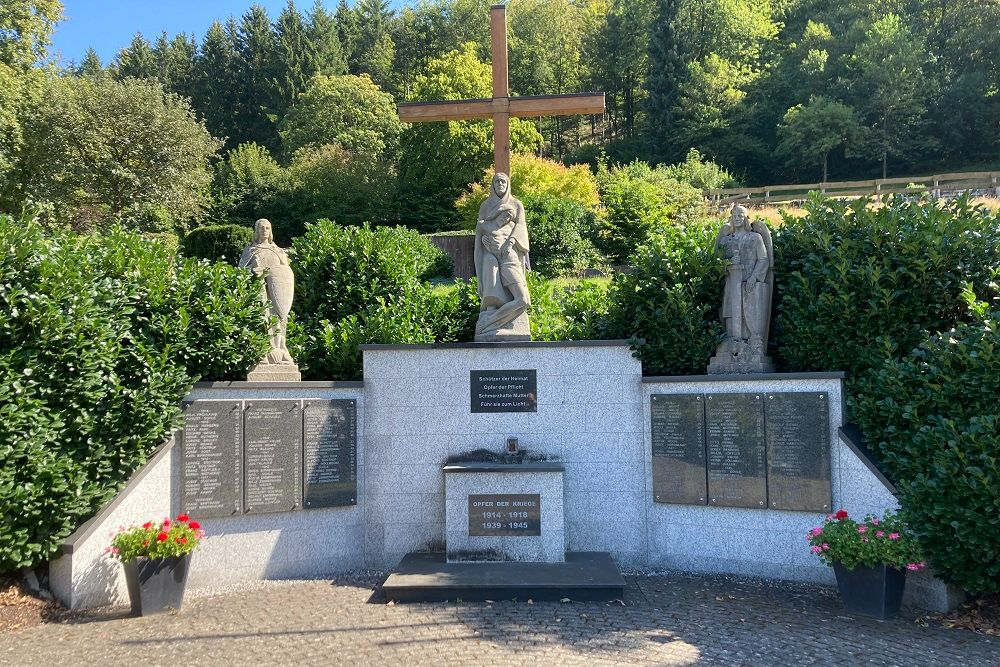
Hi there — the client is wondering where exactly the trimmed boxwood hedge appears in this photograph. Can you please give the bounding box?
[181,223,254,266]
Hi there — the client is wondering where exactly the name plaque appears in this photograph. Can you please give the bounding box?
[181,400,243,518]
[766,392,832,512]
[470,370,537,413]
[303,400,358,508]
[468,494,541,536]
[244,401,302,514]
[651,394,707,504]
[706,393,766,508]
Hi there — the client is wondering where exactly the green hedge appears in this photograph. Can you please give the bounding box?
[772,195,1000,379]
[852,310,1000,594]
[521,194,605,277]
[182,224,254,266]
[0,215,270,571]
[603,223,726,374]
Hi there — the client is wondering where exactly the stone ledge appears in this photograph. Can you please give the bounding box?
[361,340,635,351]
[443,462,566,473]
[193,381,365,389]
[642,371,846,383]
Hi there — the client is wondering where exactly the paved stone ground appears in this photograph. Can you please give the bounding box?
[1,572,995,666]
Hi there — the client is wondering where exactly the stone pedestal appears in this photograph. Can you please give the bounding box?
[474,311,531,342]
[706,355,775,375]
[444,462,565,563]
[247,363,302,382]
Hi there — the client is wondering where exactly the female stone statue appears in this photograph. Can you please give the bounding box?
[707,205,775,373]
[239,219,300,379]
[473,172,532,341]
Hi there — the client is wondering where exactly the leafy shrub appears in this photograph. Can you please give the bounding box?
[852,310,1000,594]
[772,195,1000,380]
[595,159,706,263]
[662,148,739,190]
[182,224,254,266]
[604,223,726,374]
[0,215,269,571]
[521,194,604,277]
[454,154,599,228]
[288,220,458,379]
[209,142,287,229]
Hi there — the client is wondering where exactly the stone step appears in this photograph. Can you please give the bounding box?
[380,551,625,603]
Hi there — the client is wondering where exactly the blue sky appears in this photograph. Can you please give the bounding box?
[50,1,403,67]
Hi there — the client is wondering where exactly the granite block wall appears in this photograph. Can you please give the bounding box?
[362,342,646,570]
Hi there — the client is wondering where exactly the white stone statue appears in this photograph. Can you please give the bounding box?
[239,218,301,381]
[707,205,775,374]
[474,172,532,341]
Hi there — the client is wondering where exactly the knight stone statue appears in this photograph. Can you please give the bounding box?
[473,172,532,341]
[707,205,775,374]
[240,218,301,381]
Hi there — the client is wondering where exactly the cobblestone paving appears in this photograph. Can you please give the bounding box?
[1,572,995,667]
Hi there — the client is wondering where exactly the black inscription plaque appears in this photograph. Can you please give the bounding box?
[706,393,766,508]
[766,392,832,512]
[651,394,707,504]
[244,400,302,514]
[181,400,243,518]
[468,494,541,536]
[470,370,537,413]
[303,400,358,508]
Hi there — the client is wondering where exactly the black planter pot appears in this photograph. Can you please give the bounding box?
[123,554,191,616]
[832,563,906,620]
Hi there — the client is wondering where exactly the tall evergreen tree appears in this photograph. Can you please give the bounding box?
[353,0,395,90]
[274,0,311,114]
[647,0,686,161]
[334,0,360,73]
[192,20,240,146]
[77,47,104,78]
[235,4,281,150]
[307,0,347,77]
[153,32,197,98]
[115,33,157,79]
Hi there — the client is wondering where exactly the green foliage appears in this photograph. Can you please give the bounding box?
[604,222,726,374]
[109,514,204,562]
[777,96,861,182]
[852,312,1000,594]
[288,220,458,379]
[520,194,604,277]
[210,142,287,228]
[8,75,221,232]
[772,195,1000,380]
[181,224,253,266]
[0,214,269,571]
[806,511,924,571]
[662,148,738,190]
[454,154,600,229]
[529,276,613,342]
[595,159,706,263]
[279,73,402,162]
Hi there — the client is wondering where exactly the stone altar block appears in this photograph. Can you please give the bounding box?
[444,462,565,563]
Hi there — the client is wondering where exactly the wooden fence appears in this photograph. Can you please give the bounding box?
[427,233,476,280]
[707,171,1000,209]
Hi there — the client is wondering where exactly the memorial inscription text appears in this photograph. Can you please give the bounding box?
[470,370,537,413]
[468,494,542,536]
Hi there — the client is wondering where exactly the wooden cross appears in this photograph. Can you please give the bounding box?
[397,2,605,176]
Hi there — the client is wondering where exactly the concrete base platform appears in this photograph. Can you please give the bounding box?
[381,552,625,603]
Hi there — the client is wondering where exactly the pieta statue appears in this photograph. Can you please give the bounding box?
[707,205,775,374]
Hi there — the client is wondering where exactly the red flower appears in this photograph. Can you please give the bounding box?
[156,532,169,542]
[176,537,187,545]
[188,521,201,531]
[834,510,849,521]
[177,513,190,523]
[142,522,153,530]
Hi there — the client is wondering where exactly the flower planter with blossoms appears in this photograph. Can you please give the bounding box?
[107,514,205,616]
[807,510,925,620]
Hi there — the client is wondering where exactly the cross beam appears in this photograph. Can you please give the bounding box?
[397,3,605,176]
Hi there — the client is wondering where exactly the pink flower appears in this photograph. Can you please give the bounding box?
[162,518,171,528]
[906,562,926,571]
[826,514,835,521]
[871,518,880,526]
[821,544,830,551]
[876,530,885,538]
[811,546,822,554]
[889,533,901,541]
[857,525,867,534]
[810,527,823,537]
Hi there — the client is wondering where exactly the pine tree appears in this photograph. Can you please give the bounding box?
[193,20,240,146]
[235,4,281,150]
[646,0,686,161]
[334,0,360,73]
[307,0,347,77]
[274,0,311,115]
[153,32,197,98]
[115,33,157,79]
[77,47,105,77]
[353,0,395,91]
